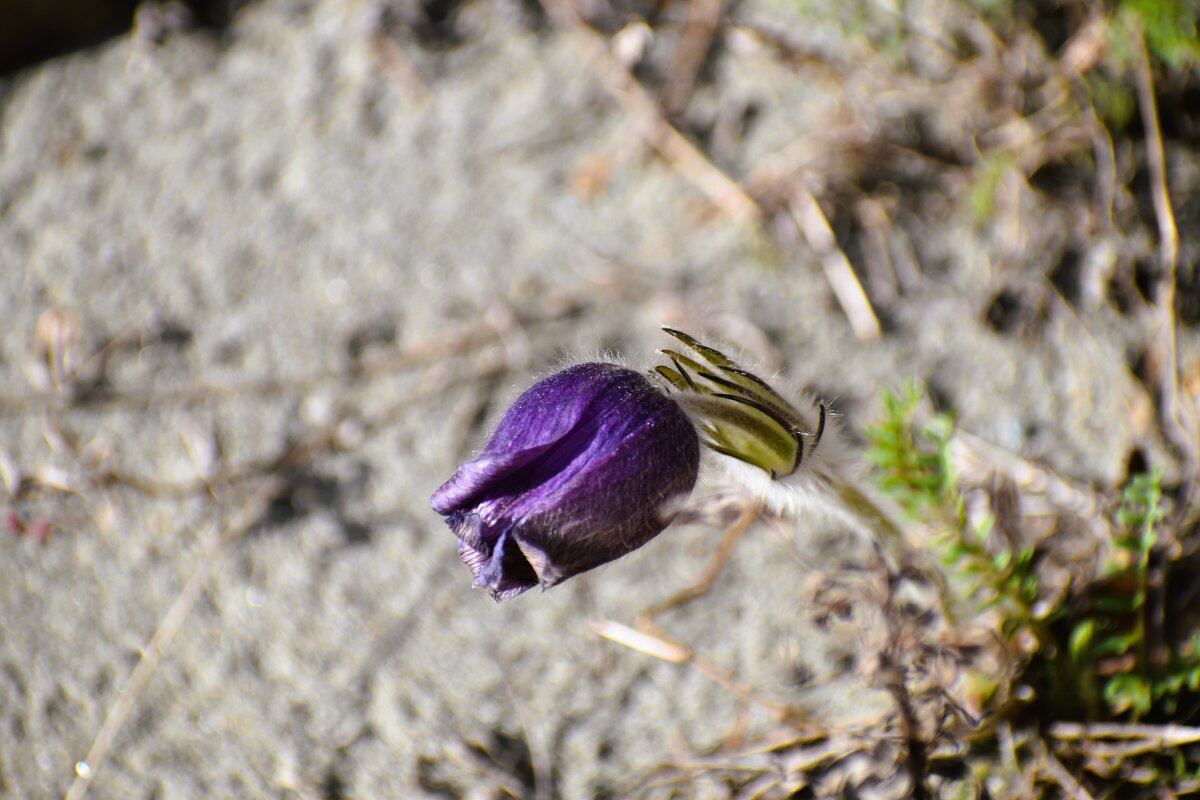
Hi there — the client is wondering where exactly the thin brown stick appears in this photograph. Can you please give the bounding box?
[661,0,723,116]
[64,475,288,800]
[951,430,1111,544]
[591,619,690,664]
[637,504,758,624]
[1034,735,1095,800]
[1130,27,1198,672]
[1133,31,1179,281]
[371,31,428,103]
[595,503,822,731]
[1049,722,1200,748]
[741,134,827,200]
[61,354,504,799]
[1133,23,1198,479]
[503,679,553,800]
[789,187,882,342]
[0,321,501,417]
[538,0,762,228]
[593,619,808,727]
[998,722,1036,798]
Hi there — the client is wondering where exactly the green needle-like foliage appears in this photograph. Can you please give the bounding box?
[865,385,1200,734]
[865,382,956,518]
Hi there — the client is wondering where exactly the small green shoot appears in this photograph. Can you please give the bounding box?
[1067,468,1194,721]
[866,386,1200,734]
[865,382,956,518]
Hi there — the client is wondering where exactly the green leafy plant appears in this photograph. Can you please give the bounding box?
[865,384,1200,728]
[1066,469,1200,720]
[866,384,1041,635]
[864,382,956,519]
[1117,0,1200,70]
[968,151,1017,225]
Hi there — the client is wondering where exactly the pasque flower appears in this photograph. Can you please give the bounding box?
[432,362,700,601]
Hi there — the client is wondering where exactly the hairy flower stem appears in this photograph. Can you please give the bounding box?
[835,479,910,560]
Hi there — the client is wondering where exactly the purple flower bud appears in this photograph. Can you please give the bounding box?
[432,362,700,602]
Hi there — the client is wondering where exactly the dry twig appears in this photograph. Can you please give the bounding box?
[789,187,882,342]
[538,0,763,228]
[59,336,510,799]
[1132,23,1199,481]
[636,503,758,623]
[1050,722,1200,749]
[0,320,502,417]
[591,619,803,725]
[371,31,429,103]
[951,429,1112,543]
[661,0,723,116]
[1034,734,1096,800]
[63,476,288,800]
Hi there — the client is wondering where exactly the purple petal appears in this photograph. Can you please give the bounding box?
[431,362,700,601]
[458,529,539,601]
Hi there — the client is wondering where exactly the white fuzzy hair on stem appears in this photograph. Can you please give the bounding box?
[648,328,907,556]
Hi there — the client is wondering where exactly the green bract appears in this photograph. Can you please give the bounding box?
[653,328,826,479]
